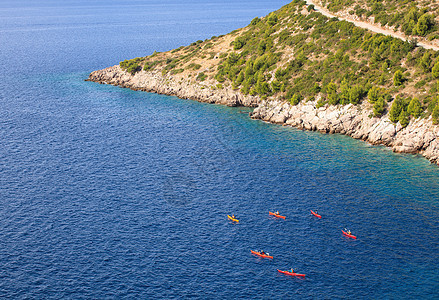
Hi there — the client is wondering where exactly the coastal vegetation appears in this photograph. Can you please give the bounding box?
[315,0,439,40]
[118,0,439,125]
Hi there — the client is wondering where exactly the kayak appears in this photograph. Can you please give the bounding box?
[277,269,305,277]
[310,210,322,218]
[227,215,239,223]
[342,230,357,239]
[269,211,286,219]
[251,250,273,259]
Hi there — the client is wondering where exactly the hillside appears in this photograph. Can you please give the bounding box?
[88,0,439,164]
[311,0,439,43]
[117,0,439,123]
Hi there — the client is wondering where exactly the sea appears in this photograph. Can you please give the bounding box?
[0,0,438,298]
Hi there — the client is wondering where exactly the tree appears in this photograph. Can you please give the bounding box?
[432,105,439,125]
[326,82,339,105]
[432,61,439,78]
[271,80,282,93]
[349,85,362,104]
[257,41,267,55]
[290,93,301,105]
[312,83,321,94]
[368,86,380,103]
[419,52,432,72]
[399,109,410,128]
[339,79,350,104]
[250,17,261,26]
[236,70,245,85]
[267,14,278,26]
[244,61,254,77]
[373,97,386,117]
[255,72,270,95]
[393,70,404,86]
[415,14,433,36]
[233,37,245,50]
[407,97,422,118]
[389,97,404,123]
[127,63,140,75]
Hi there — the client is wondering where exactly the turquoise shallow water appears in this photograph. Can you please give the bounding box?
[1,0,439,298]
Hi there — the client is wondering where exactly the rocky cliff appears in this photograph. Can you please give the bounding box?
[251,99,439,164]
[88,65,259,107]
[88,66,439,166]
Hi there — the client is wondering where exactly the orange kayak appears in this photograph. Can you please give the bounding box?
[227,215,239,223]
[277,269,305,277]
[269,211,286,219]
[310,210,321,218]
[251,250,273,259]
[342,230,356,239]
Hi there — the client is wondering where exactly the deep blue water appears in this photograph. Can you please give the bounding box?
[1,0,439,298]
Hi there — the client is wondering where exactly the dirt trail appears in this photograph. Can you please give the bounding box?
[305,0,439,51]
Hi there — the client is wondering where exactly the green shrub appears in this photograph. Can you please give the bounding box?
[290,93,302,105]
[316,98,326,108]
[170,68,184,75]
[233,37,246,50]
[127,63,140,75]
[196,72,207,81]
[250,17,261,26]
[432,61,439,78]
[368,86,380,103]
[267,14,278,26]
[187,63,201,70]
[143,60,159,71]
[271,80,282,93]
[312,83,321,94]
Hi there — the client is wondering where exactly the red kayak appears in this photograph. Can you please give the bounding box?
[251,250,273,259]
[269,211,286,219]
[342,230,357,239]
[277,269,305,277]
[310,210,321,218]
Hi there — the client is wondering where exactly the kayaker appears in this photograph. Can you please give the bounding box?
[291,268,294,273]
[347,230,351,235]
[232,214,236,219]
[275,211,279,215]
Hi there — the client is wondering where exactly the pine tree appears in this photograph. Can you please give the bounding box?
[432,61,439,79]
[368,86,380,103]
[393,70,404,86]
[389,97,403,123]
[399,109,410,128]
[373,97,386,117]
[327,82,339,105]
[407,97,422,118]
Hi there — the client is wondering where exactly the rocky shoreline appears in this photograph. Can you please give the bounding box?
[87,65,259,107]
[88,66,439,165]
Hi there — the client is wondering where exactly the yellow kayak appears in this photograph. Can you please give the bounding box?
[227,215,239,223]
